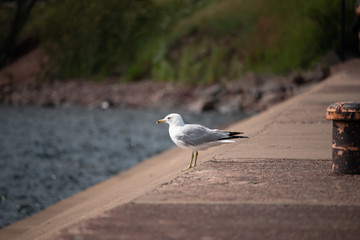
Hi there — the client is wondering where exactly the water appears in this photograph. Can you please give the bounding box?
[0,105,248,228]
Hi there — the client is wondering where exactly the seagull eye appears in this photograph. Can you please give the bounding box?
[167,117,171,120]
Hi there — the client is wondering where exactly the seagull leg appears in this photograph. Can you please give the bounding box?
[182,151,194,171]
[193,151,199,167]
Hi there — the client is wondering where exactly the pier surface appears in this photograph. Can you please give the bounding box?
[1,59,360,240]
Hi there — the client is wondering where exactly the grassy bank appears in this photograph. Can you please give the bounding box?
[151,0,358,83]
[1,0,358,83]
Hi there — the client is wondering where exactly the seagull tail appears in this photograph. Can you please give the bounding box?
[229,135,249,139]
[219,131,248,140]
[218,139,237,143]
[228,131,244,136]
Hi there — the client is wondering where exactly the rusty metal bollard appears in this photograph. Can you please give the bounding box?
[326,102,360,174]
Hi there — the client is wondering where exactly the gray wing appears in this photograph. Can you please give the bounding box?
[175,124,227,146]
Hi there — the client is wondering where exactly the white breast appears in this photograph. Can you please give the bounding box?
[169,126,188,149]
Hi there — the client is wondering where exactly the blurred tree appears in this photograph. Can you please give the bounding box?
[0,0,37,68]
[39,0,210,80]
[40,0,160,78]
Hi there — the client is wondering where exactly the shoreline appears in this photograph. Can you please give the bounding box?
[0,49,335,114]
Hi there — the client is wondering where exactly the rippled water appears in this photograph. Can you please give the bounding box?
[0,105,248,228]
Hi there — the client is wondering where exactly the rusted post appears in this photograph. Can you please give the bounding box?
[326,102,360,174]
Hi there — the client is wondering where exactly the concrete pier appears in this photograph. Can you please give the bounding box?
[1,59,360,240]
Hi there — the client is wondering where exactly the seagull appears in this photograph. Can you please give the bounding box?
[156,113,248,170]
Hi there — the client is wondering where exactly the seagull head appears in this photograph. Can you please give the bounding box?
[156,113,184,126]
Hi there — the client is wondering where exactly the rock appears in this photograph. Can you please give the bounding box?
[41,101,56,108]
[188,97,217,113]
[240,72,264,91]
[100,100,114,110]
[218,96,243,113]
[259,78,285,93]
[241,89,261,111]
[200,84,224,98]
[225,81,244,95]
[292,73,306,86]
[256,92,284,111]
[320,51,341,66]
[303,64,329,83]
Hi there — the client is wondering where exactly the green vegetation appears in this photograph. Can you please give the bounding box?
[1,0,358,83]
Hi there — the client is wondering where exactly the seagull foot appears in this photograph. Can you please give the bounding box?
[182,165,193,171]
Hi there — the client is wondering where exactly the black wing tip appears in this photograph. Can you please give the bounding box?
[219,135,248,140]
[230,131,248,139]
[228,131,245,136]
[231,135,249,139]
[220,131,249,140]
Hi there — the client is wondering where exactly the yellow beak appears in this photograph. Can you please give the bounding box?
[156,119,165,124]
